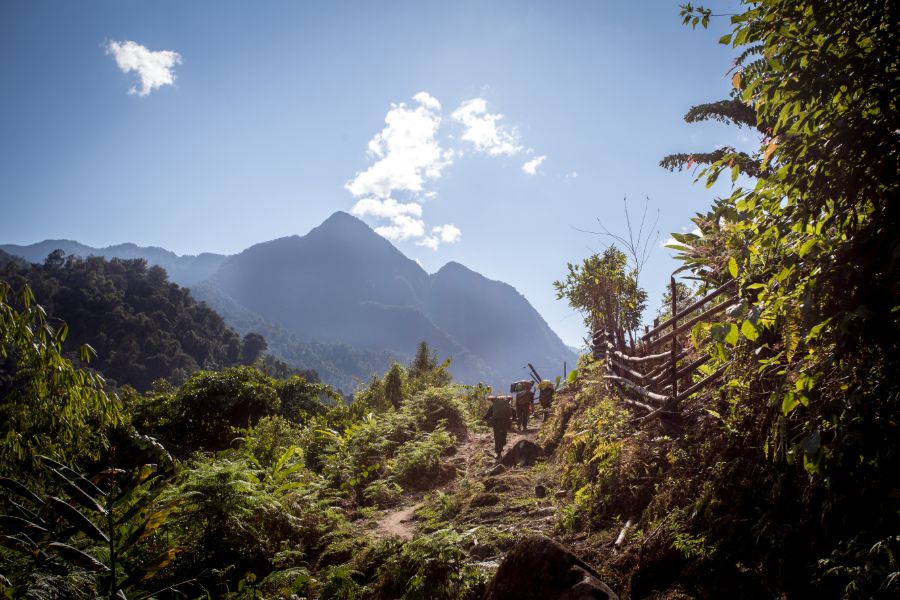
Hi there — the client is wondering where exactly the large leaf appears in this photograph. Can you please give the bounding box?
[47,542,109,572]
[39,456,106,498]
[9,500,44,526]
[0,534,39,556]
[0,515,49,537]
[0,477,44,508]
[47,496,108,543]
[62,481,107,515]
[119,547,180,588]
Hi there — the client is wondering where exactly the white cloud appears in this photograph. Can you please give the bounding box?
[350,197,422,219]
[347,93,544,249]
[522,155,547,175]
[436,224,461,242]
[565,171,578,179]
[416,224,462,251]
[451,98,523,156]
[345,92,463,249]
[413,91,441,111]
[346,92,453,199]
[374,215,427,241]
[106,40,181,96]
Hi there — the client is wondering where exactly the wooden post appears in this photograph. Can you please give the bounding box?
[670,276,678,402]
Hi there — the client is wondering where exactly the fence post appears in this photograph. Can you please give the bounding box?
[670,276,678,402]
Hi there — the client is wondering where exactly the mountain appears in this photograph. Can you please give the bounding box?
[196,212,575,388]
[0,240,226,287]
[3,212,577,389]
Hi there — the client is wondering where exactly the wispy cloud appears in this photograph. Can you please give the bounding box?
[348,92,548,249]
[522,155,547,176]
[346,92,458,248]
[346,92,453,200]
[106,40,181,96]
[451,98,524,156]
[417,224,462,251]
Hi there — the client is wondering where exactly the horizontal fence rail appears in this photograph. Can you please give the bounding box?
[593,277,739,419]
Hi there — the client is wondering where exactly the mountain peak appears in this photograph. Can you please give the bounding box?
[316,211,371,232]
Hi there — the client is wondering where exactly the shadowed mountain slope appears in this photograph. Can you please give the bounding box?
[3,212,576,389]
[197,212,574,388]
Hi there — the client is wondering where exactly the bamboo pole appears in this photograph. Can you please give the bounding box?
[670,277,679,401]
[674,364,728,402]
[607,357,647,382]
[603,375,669,404]
[641,279,737,342]
[643,295,739,351]
[609,348,672,365]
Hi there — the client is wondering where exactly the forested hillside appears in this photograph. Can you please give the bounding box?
[0,240,226,287]
[0,253,263,390]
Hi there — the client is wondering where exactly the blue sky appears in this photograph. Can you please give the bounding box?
[0,0,751,347]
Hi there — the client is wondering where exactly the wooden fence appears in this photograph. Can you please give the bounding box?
[592,278,738,418]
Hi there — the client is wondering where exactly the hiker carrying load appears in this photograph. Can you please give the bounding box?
[511,380,535,431]
[538,379,555,418]
[484,395,513,458]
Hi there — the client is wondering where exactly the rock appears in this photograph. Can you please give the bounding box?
[470,492,501,508]
[554,490,567,499]
[483,534,618,600]
[535,484,547,498]
[500,440,543,467]
[483,479,511,493]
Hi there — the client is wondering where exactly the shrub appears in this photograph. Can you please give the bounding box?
[390,427,454,489]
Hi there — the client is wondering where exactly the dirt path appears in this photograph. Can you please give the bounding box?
[369,421,543,541]
[373,503,418,540]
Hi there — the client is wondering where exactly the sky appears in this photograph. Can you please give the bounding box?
[0,0,754,348]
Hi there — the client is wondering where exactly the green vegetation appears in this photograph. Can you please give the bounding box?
[554,246,647,348]
[0,281,487,598]
[2,2,896,598]
[544,2,900,597]
[0,253,282,391]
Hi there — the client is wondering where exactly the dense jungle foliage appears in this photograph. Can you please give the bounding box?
[0,253,310,391]
[0,278,489,598]
[547,1,898,596]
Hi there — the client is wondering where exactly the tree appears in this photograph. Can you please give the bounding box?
[409,341,437,377]
[241,332,268,365]
[407,341,452,392]
[383,363,405,409]
[553,246,647,349]
[667,2,899,593]
[0,283,120,477]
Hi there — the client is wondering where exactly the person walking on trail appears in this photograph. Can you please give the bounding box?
[484,395,513,459]
[515,387,534,431]
[538,379,555,419]
[510,379,534,431]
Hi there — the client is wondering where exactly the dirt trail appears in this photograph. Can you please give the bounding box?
[374,503,418,540]
[369,422,542,541]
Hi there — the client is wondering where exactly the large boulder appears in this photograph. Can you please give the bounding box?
[484,535,618,600]
[500,440,543,467]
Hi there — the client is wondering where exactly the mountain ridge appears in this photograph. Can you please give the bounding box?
[3,212,576,389]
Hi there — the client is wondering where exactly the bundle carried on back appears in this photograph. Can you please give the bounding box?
[510,380,534,393]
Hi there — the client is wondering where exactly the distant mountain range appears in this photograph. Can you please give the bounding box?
[0,239,226,287]
[2,212,576,390]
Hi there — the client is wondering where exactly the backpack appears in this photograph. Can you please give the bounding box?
[510,380,533,393]
[492,396,513,421]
